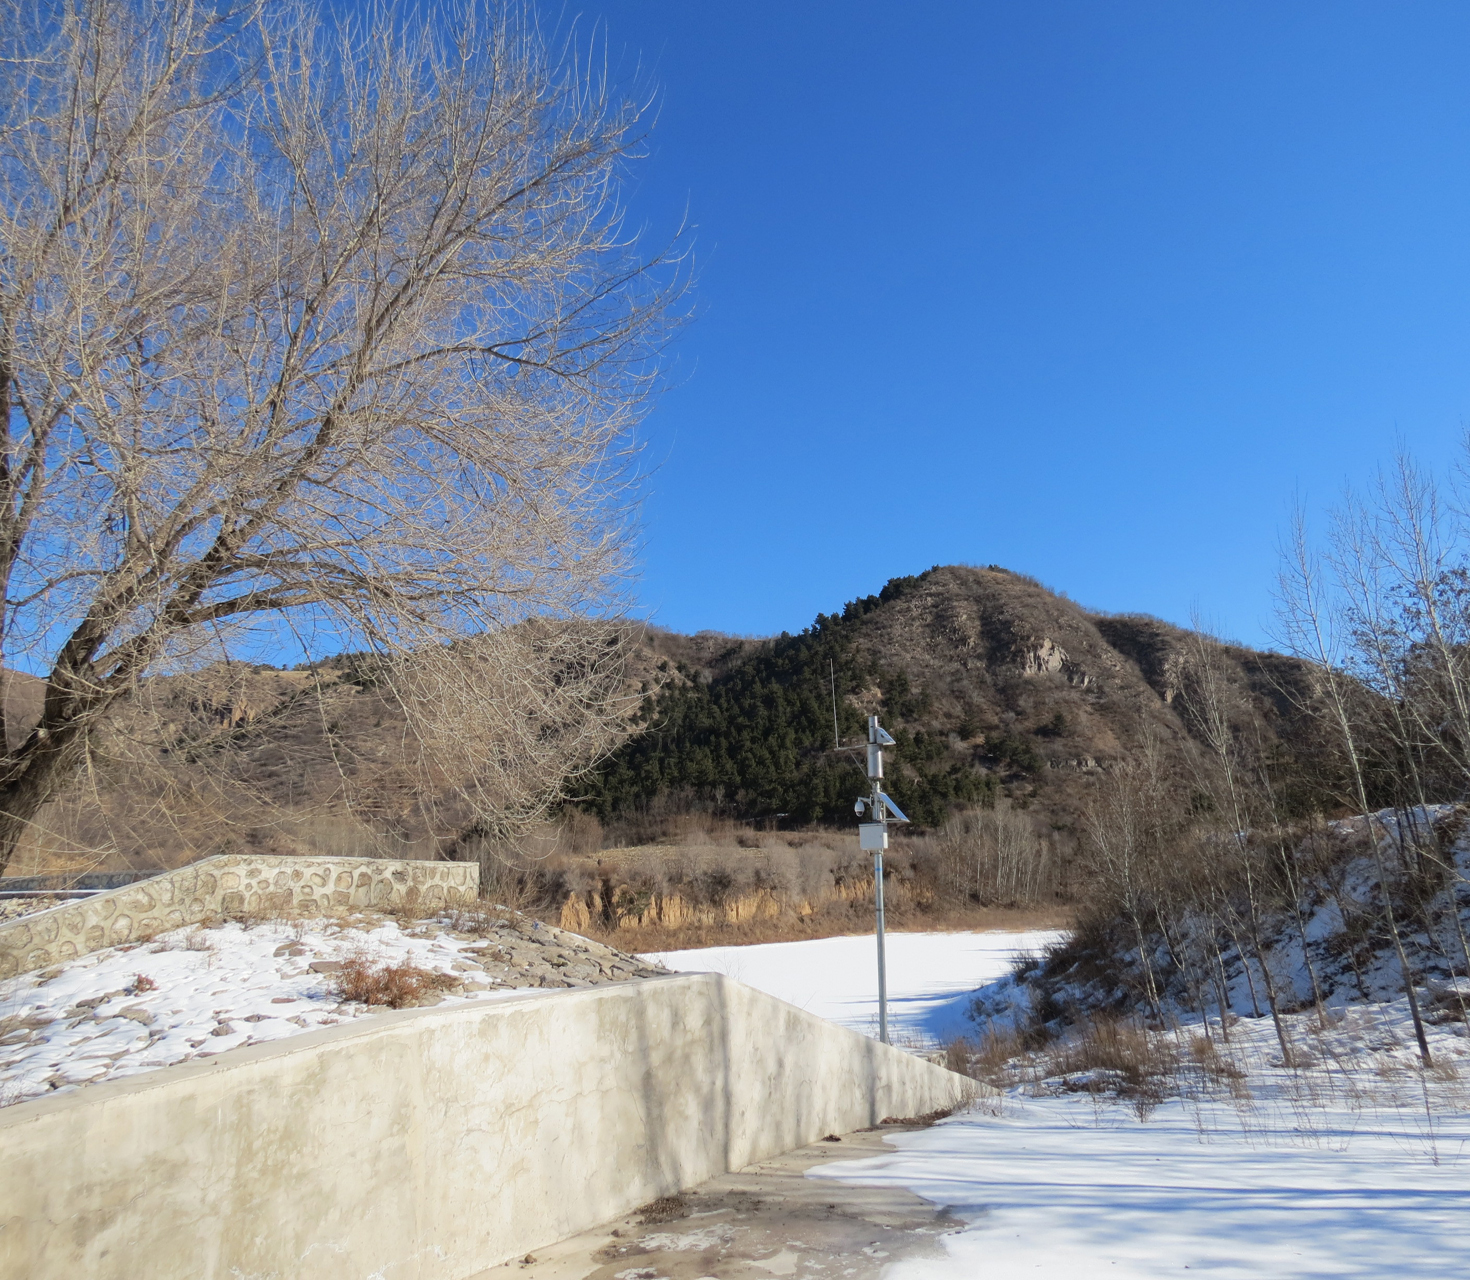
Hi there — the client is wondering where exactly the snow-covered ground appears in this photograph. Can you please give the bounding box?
[656,929,1470,1279]
[643,929,1062,1045]
[12,914,1468,1274]
[0,910,658,1107]
[816,1085,1470,1279]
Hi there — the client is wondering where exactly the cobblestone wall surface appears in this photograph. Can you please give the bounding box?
[0,855,478,978]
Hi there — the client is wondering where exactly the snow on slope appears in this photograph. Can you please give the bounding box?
[987,805,1470,1033]
[643,929,1062,1045]
[0,911,659,1107]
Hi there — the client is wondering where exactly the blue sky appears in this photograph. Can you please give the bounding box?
[573,1,1470,648]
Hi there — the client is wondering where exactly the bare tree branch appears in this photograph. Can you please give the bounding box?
[0,0,687,868]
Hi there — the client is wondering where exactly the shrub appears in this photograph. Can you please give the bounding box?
[333,957,455,1008]
[944,1024,1039,1089]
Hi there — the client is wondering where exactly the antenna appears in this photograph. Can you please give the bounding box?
[830,660,840,750]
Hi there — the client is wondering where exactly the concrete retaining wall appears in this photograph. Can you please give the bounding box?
[0,854,478,978]
[0,973,975,1280]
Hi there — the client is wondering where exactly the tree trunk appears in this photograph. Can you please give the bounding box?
[1352,812,1433,1066]
[0,710,98,874]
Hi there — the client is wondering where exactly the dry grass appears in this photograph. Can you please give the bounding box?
[377,898,443,928]
[1187,1033,1249,1085]
[1046,1016,1182,1117]
[440,904,519,937]
[950,1015,1186,1119]
[331,956,455,1008]
[943,1024,1036,1090]
[1426,1057,1463,1083]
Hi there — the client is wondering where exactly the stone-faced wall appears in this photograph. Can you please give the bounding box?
[0,855,478,979]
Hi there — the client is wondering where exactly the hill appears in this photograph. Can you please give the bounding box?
[1,565,1340,914]
[584,564,1333,842]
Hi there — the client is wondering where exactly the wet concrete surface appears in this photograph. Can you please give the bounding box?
[473,1123,959,1280]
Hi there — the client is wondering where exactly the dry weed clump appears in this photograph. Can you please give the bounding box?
[944,1026,1037,1090]
[441,904,515,937]
[1046,1017,1181,1118]
[876,1106,958,1127]
[949,1014,1263,1119]
[380,899,431,924]
[332,956,455,1009]
[636,1195,689,1225]
[1187,1033,1248,1083]
[1425,1057,1463,1083]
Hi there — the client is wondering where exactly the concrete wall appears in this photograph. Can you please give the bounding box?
[0,854,478,978]
[0,973,976,1280]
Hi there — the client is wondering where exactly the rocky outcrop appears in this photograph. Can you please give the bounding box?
[1015,637,1092,686]
[555,849,932,939]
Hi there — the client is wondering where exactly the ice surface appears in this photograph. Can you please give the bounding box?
[643,929,1063,1045]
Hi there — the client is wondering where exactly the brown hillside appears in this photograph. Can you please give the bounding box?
[633,565,1325,825]
[850,566,1184,759]
[0,566,1330,888]
[547,567,1339,940]
[861,569,1325,827]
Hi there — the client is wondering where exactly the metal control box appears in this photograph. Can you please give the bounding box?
[859,822,888,851]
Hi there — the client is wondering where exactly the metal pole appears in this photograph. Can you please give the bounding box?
[874,828,888,1043]
[869,717,889,1044]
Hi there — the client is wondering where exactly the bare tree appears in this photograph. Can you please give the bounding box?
[1078,735,1183,1017]
[1177,623,1311,1059]
[936,803,1056,906]
[0,0,683,870]
[388,620,640,860]
[1277,508,1434,1065]
[1329,463,1470,1020]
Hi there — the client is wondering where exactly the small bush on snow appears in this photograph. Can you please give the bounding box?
[332,956,454,1008]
